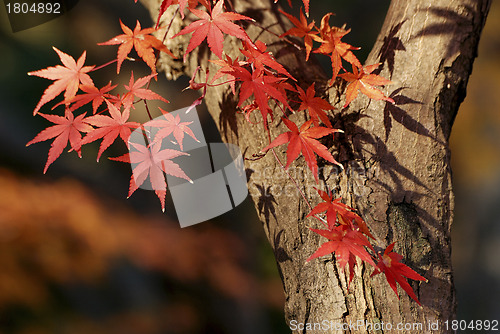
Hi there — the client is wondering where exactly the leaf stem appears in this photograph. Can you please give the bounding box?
[90,59,118,72]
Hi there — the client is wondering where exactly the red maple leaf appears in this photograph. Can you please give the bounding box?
[209,54,244,94]
[147,107,200,150]
[339,63,394,107]
[296,83,334,127]
[154,0,209,26]
[261,118,341,182]
[280,9,320,60]
[80,101,141,161]
[314,14,361,85]
[307,188,374,239]
[173,0,252,60]
[240,40,293,79]
[229,67,290,129]
[110,141,191,211]
[307,224,375,285]
[371,243,427,305]
[59,81,118,114]
[122,72,169,110]
[98,20,174,74]
[26,109,93,173]
[28,47,95,115]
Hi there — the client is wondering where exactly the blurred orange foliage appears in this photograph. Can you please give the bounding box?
[0,168,284,332]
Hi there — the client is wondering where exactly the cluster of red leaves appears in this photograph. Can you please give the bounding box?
[176,1,394,180]
[261,118,341,183]
[26,23,196,210]
[306,189,426,304]
[27,0,425,303]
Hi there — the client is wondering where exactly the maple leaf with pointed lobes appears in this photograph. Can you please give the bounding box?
[147,107,200,150]
[307,224,375,285]
[371,242,427,305]
[122,72,169,110]
[28,47,95,115]
[110,141,191,211]
[307,188,375,239]
[80,101,140,161]
[279,9,321,61]
[339,63,394,107]
[240,40,294,79]
[261,118,342,182]
[173,0,252,61]
[154,0,209,26]
[229,67,291,129]
[98,20,174,74]
[26,109,93,173]
[296,83,334,128]
[209,54,244,94]
[315,14,361,85]
[57,82,118,114]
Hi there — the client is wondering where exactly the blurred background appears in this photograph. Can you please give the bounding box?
[0,0,498,333]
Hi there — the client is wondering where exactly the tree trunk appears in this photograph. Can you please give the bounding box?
[141,0,491,332]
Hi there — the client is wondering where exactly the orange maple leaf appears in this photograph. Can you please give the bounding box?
[26,109,93,173]
[280,9,321,60]
[98,20,174,74]
[315,14,361,85]
[296,83,334,127]
[28,47,95,115]
[339,63,394,107]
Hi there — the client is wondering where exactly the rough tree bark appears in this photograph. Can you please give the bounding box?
[141,0,491,332]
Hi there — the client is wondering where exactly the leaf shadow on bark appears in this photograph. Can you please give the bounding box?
[239,7,266,26]
[369,136,431,197]
[256,183,278,231]
[218,91,240,141]
[383,87,441,143]
[412,5,476,60]
[273,229,292,263]
[336,110,431,203]
[375,20,407,77]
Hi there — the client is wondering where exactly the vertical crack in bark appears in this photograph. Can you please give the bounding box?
[302,298,311,334]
